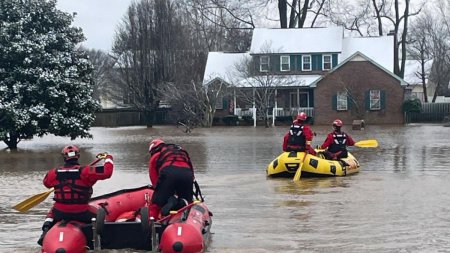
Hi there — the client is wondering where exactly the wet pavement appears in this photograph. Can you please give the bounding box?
[1,124,450,253]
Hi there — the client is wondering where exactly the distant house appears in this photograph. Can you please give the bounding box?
[203,26,409,125]
[403,60,433,102]
[312,52,406,125]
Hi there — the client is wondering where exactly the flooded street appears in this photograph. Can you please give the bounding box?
[1,124,450,253]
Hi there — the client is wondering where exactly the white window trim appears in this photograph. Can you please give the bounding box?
[280,55,290,72]
[322,54,332,70]
[337,91,348,111]
[215,95,223,109]
[260,56,269,72]
[370,90,381,110]
[302,55,312,71]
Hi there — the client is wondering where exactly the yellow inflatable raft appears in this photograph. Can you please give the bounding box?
[266,151,360,177]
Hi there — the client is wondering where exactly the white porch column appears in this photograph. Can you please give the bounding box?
[233,89,237,115]
[253,88,256,127]
[273,88,278,126]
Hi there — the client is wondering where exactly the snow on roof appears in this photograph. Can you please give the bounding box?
[310,51,407,87]
[236,75,322,88]
[342,36,394,71]
[202,52,250,85]
[403,59,433,85]
[250,27,343,54]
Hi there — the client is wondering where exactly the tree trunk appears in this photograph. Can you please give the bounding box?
[144,110,154,127]
[4,132,19,149]
[279,0,288,28]
[431,82,441,103]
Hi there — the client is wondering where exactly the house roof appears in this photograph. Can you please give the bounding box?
[203,27,398,86]
[250,27,344,54]
[342,36,394,71]
[310,51,408,87]
[202,52,250,85]
[235,75,322,88]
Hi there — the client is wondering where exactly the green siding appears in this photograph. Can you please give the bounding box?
[290,55,296,70]
[297,55,302,71]
[332,54,338,68]
[312,54,322,71]
[271,55,279,71]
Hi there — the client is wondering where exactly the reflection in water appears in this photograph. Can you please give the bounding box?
[1,125,450,252]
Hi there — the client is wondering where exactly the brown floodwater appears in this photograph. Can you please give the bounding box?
[1,124,450,253]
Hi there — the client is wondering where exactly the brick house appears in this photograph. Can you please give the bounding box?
[312,52,406,125]
[203,27,408,125]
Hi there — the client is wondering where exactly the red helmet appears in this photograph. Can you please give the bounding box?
[296,112,307,121]
[61,145,80,161]
[149,139,164,153]
[333,119,343,127]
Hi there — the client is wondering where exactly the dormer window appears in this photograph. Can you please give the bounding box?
[302,55,311,71]
[260,56,270,72]
[280,55,290,71]
[323,54,332,70]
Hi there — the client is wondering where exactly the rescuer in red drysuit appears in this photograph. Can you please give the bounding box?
[283,112,316,155]
[320,119,356,160]
[37,145,113,245]
[148,139,194,220]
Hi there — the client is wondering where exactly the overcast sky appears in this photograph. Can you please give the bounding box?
[56,0,131,51]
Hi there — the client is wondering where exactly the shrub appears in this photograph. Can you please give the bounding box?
[222,115,239,126]
[402,98,422,113]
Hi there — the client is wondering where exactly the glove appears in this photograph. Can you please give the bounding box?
[96,152,108,159]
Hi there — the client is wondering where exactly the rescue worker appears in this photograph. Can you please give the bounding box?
[148,139,194,220]
[282,112,316,155]
[37,145,114,245]
[320,119,356,160]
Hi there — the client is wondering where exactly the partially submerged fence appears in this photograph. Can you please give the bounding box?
[405,103,450,123]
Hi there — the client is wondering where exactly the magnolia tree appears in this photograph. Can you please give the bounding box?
[0,0,99,149]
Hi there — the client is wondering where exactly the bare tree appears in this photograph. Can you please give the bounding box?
[181,0,254,51]
[112,0,193,126]
[84,48,118,105]
[325,0,424,78]
[163,79,229,128]
[407,13,434,102]
[231,54,295,127]
[426,2,450,102]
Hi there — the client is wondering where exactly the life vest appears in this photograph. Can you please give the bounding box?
[287,124,306,151]
[53,165,93,204]
[155,144,193,171]
[328,132,348,153]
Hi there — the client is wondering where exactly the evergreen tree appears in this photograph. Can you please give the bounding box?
[0,0,99,149]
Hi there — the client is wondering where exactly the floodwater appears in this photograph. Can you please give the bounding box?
[1,124,450,253]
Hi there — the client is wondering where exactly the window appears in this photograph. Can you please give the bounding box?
[280,55,290,71]
[337,91,348,111]
[323,54,332,70]
[215,95,223,109]
[302,55,311,71]
[260,56,269,72]
[370,90,381,110]
[290,92,309,108]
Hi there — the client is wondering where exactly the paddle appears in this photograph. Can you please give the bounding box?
[293,152,307,181]
[12,156,105,213]
[354,139,378,148]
